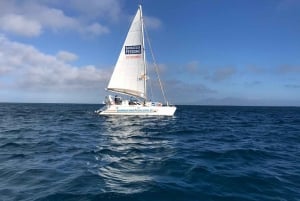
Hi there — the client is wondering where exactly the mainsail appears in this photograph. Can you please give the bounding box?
[107,5,146,99]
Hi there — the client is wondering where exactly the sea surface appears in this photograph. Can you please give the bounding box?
[0,103,299,201]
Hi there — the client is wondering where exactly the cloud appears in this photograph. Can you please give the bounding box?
[210,66,237,82]
[84,23,110,35]
[245,64,300,77]
[161,79,216,104]
[285,84,300,88]
[31,5,78,31]
[277,65,300,74]
[0,0,119,37]
[21,65,108,91]
[0,35,110,94]
[0,14,41,37]
[144,16,162,30]
[66,0,122,21]
[56,51,78,62]
[179,61,237,82]
[245,81,262,86]
[0,34,32,73]
[185,61,200,74]
[246,65,266,74]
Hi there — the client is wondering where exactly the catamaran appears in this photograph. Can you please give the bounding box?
[97,5,176,116]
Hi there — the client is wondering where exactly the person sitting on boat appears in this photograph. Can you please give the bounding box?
[129,97,140,105]
[129,97,135,105]
[114,95,122,105]
[105,95,114,105]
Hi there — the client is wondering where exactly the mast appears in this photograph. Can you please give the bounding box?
[140,5,147,101]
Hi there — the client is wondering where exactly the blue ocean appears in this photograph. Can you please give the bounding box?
[0,103,299,201]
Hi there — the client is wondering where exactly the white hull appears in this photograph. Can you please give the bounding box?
[98,104,176,116]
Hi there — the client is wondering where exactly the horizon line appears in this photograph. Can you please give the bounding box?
[0,101,299,107]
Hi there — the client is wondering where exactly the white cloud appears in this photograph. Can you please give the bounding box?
[0,0,120,37]
[31,5,78,31]
[0,14,42,37]
[0,1,162,38]
[56,51,78,63]
[84,23,110,35]
[68,0,122,21]
[0,35,110,93]
[144,16,162,30]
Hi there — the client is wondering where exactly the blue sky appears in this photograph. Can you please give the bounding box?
[0,0,299,105]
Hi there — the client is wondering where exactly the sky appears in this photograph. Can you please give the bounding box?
[0,0,299,106]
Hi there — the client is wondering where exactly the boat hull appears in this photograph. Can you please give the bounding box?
[98,105,176,116]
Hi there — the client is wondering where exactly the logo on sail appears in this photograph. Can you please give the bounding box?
[125,45,141,54]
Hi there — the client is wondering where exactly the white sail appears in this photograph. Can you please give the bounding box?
[107,5,146,99]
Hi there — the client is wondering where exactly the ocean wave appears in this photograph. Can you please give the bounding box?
[1,104,300,201]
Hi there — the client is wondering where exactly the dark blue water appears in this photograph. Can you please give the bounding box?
[0,103,299,201]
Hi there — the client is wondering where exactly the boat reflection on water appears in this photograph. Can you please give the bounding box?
[95,116,177,193]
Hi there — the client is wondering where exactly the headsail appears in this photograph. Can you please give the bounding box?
[107,5,146,99]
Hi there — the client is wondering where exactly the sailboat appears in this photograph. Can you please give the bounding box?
[97,5,176,116]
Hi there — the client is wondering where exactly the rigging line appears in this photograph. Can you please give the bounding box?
[148,77,154,101]
[143,24,169,105]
